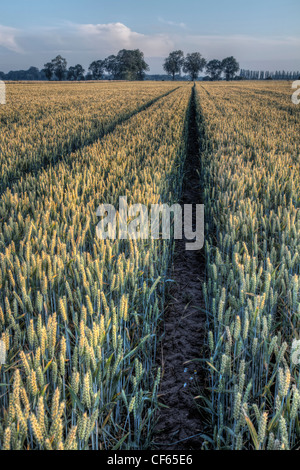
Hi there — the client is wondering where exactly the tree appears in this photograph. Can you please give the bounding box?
[117,49,149,80]
[183,53,206,81]
[26,66,40,80]
[103,55,119,79]
[88,60,105,80]
[3,67,42,81]
[51,55,67,81]
[43,62,54,81]
[67,66,76,81]
[221,56,239,81]
[67,64,85,81]
[103,50,149,80]
[163,50,184,80]
[206,59,223,81]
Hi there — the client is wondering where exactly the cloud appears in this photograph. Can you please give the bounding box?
[13,22,174,59]
[0,22,299,74]
[74,22,173,56]
[0,21,175,71]
[158,17,186,29]
[0,25,22,53]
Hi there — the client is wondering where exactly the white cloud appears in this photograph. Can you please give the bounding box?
[0,22,299,73]
[0,25,22,53]
[74,22,174,56]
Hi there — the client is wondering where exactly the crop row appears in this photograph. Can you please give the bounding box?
[195,81,300,450]
[0,82,179,194]
[0,84,192,450]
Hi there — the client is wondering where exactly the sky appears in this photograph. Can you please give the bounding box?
[0,0,299,74]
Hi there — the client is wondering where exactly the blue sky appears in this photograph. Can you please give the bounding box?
[0,0,299,73]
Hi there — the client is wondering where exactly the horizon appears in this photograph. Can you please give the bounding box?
[0,0,299,74]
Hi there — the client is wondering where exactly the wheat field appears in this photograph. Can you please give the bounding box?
[0,81,299,450]
[196,81,300,449]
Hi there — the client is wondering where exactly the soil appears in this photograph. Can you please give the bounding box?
[153,87,206,450]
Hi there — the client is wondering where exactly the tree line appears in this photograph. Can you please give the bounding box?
[163,51,240,81]
[0,67,46,81]
[0,49,299,82]
[240,69,300,81]
[42,50,149,81]
[41,51,240,82]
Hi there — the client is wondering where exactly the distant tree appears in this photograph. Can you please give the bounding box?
[67,64,85,81]
[43,62,54,81]
[77,65,85,80]
[3,67,44,81]
[163,50,184,80]
[52,55,67,81]
[183,53,206,81]
[103,50,149,80]
[206,59,223,81]
[88,60,105,80]
[221,56,239,81]
[67,67,75,81]
[103,55,119,79]
[132,50,150,80]
[25,66,40,80]
[117,49,149,80]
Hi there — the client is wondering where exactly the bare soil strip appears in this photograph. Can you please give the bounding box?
[153,87,206,450]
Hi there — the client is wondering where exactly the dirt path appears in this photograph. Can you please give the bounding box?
[153,87,206,450]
